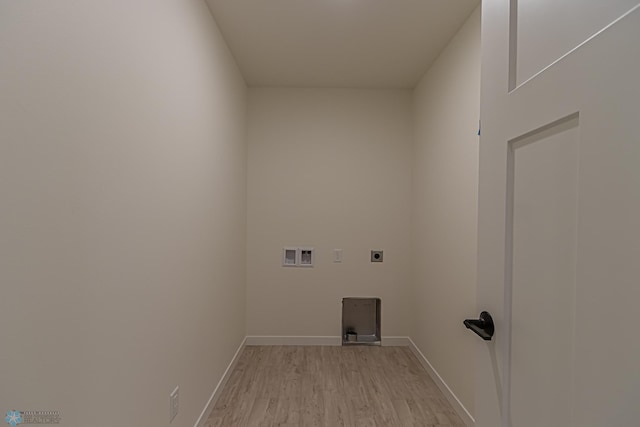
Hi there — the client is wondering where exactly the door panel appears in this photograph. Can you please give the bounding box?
[509,115,579,427]
[477,2,640,427]
[514,0,639,86]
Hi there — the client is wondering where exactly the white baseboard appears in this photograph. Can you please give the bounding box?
[408,338,475,427]
[245,335,411,346]
[245,335,342,346]
[381,336,410,346]
[194,337,246,427]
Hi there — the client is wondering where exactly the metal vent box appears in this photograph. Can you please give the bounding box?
[342,297,381,346]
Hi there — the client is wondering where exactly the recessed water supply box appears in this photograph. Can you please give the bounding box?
[342,297,381,346]
[282,247,314,267]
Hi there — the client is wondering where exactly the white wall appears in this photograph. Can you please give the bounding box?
[411,7,481,418]
[246,88,413,338]
[0,1,246,426]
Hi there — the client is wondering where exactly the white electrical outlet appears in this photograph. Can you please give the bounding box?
[170,386,179,423]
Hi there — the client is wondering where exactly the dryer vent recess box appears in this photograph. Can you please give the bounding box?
[342,297,381,346]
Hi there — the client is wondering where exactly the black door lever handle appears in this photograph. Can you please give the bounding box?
[464,311,495,341]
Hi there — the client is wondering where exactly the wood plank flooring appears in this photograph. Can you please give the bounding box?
[205,346,465,427]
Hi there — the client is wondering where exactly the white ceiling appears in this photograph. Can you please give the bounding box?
[206,0,480,89]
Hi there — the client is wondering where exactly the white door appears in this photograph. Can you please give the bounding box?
[474,1,640,427]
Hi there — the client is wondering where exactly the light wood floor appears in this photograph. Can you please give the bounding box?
[205,345,465,427]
